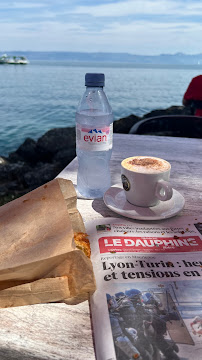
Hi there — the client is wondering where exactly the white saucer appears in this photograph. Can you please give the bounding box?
[103,186,185,221]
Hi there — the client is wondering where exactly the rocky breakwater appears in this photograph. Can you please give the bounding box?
[0,127,76,205]
[0,105,191,205]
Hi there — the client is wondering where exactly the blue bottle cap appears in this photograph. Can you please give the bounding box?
[85,73,105,87]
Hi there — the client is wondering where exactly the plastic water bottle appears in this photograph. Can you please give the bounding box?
[76,73,113,198]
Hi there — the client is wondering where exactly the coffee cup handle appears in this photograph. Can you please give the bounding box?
[155,180,173,201]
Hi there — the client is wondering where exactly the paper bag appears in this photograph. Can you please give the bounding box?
[0,178,96,307]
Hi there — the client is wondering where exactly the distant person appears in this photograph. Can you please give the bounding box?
[183,75,202,116]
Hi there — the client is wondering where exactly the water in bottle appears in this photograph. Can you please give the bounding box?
[76,73,113,198]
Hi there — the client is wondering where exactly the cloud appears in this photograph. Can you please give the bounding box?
[0,21,86,50]
[1,17,201,55]
[72,0,202,17]
[1,0,202,54]
[0,2,47,9]
[97,19,202,53]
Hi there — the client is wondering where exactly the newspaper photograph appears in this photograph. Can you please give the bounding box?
[86,216,202,360]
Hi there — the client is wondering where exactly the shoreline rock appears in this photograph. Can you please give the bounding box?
[0,105,192,205]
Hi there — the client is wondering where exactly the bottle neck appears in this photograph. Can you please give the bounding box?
[77,85,112,114]
[86,86,104,90]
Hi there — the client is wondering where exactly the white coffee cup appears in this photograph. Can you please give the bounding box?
[121,156,173,207]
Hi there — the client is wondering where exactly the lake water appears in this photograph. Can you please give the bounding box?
[0,61,202,156]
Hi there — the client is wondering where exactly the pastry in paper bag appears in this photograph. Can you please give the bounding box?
[0,178,96,307]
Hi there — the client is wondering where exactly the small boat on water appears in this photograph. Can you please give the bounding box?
[0,54,29,64]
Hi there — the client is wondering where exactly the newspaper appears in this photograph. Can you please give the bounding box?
[86,216,202,360]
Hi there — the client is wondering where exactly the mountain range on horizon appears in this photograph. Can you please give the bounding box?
[1,51,202,65]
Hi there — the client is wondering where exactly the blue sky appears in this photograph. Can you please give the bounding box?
[1,0,202,55]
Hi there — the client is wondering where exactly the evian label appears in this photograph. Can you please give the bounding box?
[76,123,113,151]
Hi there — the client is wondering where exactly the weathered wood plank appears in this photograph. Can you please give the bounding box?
[0,303,95,360]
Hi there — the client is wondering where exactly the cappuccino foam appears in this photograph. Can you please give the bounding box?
[122,156,170,174]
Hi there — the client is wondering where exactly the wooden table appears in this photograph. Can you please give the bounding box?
[0,134,201,360]
[60,134,202,221]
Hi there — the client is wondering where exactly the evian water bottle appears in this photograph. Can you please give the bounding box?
[76,73,113,198]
